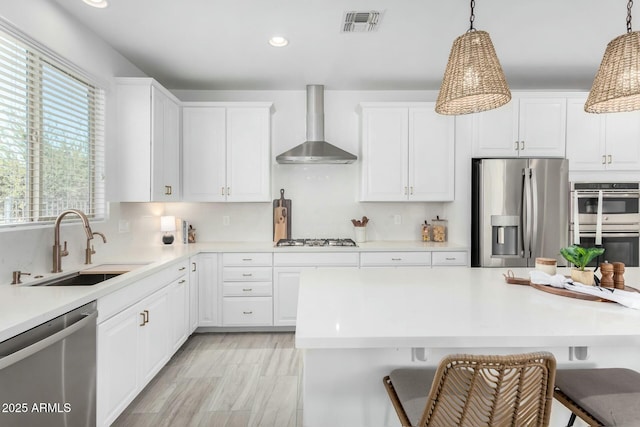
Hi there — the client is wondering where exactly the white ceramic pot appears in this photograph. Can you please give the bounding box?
[354,226,366,243]
[570,268,594,286]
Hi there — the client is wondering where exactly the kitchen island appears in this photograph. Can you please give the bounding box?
[295,267,640,427]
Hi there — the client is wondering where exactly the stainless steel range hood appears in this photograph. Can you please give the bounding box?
[276,85,357,164]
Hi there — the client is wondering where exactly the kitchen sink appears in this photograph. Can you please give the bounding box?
[32,272,122,287]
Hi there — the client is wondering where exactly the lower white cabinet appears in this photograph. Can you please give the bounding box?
[168,274,190,353]
[273,252,359,327]
[222,253,273,327]
[96,260,188,427]
[196,253,219,327]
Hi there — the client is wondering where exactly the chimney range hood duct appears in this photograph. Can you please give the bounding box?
[276,85,357,164]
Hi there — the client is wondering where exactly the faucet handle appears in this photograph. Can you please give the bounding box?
[11,271,30,285]
[61,241,69,257]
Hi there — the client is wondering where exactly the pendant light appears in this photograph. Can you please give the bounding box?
[435,0,511,115]
[585,0,640,113]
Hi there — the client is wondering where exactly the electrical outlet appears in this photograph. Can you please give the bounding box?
[223,216,230,226]
[118,219,130,233]
[394,214,402,225]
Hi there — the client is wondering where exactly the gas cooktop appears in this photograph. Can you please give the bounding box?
[275,238,357,247]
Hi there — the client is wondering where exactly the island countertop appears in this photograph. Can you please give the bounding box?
[295,266,640,349]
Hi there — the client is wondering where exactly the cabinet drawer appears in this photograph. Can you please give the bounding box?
[432,251,468,266]
[222,297,273,326]
[223,266,272,282]
[223,282,272,297]
[223,253,272,267]
[360,251,431,267]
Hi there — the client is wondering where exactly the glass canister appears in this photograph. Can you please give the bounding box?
[432,216,447,242]
[421,222,432,241]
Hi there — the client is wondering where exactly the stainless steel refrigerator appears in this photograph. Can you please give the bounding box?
[471,158,569,267]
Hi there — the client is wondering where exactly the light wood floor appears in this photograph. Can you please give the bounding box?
[112,332,302,427]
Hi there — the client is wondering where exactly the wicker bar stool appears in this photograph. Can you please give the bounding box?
[383,352,556,427]
[554,368,640,426]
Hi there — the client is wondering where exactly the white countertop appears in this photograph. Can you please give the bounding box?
[295,267,640,349]
[0,240,467,343]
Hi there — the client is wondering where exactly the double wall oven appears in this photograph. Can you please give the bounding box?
[570,182,640,267]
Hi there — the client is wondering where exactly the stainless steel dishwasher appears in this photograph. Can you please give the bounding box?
[0,301,97,427]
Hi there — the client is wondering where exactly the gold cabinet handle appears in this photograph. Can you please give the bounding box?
[179,266,186,271]
[404,186,408,195]
[514,141,519,151]
[602,155,607,164]
[178,279,186,284]
[165,185,172,195]
[410,186,414,195]
[242,273,253,277]
[608,154,612,164]
[391,258,402,261]
[221,187,225,196]
[140,312,146,327]
[242,288,253,292]
[520,141,525,151]
[192,262,197,272]
[144,309,149,324]
[227,187,230,196]
[242,311,253,315]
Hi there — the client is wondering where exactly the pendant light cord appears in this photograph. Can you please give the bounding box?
[628,0,634,33]
[469,0,476,31]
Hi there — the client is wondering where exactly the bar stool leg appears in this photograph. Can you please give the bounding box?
[567,412,576,427]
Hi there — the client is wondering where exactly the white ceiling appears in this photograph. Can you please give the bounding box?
[52,0,629,91]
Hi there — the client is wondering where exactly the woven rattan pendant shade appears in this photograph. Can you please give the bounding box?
[585,31,640,113]
[436,30,511,115]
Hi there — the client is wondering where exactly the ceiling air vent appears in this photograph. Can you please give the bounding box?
[342,11,382,32]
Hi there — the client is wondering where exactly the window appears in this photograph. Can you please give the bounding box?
[0,27,105,226]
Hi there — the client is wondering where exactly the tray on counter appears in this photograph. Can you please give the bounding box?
[503,270,639,302]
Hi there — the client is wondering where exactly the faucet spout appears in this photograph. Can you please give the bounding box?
[53,209,93,273]
[85,231,107,265]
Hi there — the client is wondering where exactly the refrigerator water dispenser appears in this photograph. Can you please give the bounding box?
[491,215,519,256]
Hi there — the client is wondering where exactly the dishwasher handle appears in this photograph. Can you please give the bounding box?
[0,310,97,371]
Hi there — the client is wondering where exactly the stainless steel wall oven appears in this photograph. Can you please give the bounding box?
[570,182,640,267]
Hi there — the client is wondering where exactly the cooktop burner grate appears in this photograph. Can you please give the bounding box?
[276,238,357,247]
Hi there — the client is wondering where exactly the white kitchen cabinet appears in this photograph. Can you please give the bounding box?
[566,96,640,171]
[222,253,273,327]
[96,260,188,427]
[359,251,431,267]
[182,103,272,202]
[97,287,169,427]
[168,274,189,353]
[272,252,359,327]
[96,303,139,427]
[360,103,455,202]
[188,258,199,333]
[471,95,566,158]
[195,253,219,327]
[115,78,180,202]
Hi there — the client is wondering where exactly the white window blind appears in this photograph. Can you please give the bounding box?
[0,28,105,226]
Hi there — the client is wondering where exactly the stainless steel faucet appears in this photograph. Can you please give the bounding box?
[85,231,107,265]
[52,209,94,273]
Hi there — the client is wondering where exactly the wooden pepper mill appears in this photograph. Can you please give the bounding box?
[613,262,626,290]
[600,262,614,288]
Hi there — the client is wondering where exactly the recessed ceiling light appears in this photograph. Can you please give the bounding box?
[82,0,109,8]
[269,36,289,47]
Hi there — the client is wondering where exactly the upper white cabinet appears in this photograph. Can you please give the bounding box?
[471,94,566,158]
[566,96,640,171]
[115,78,181,202]
[182,103,272,202]
[360,102,455,202]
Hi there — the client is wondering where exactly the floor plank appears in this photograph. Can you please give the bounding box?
[112,332,302,427]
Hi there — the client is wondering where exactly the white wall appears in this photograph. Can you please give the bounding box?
[0,0,145,280]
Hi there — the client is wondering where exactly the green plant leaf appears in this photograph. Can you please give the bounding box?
[560,245,605,271]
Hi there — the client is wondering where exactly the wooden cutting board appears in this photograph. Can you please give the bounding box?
[273,189,291,243]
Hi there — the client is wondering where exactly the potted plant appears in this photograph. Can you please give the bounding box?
[559,245,605,286]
